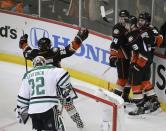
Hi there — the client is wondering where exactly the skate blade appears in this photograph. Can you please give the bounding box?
[127,108,162,119]
[147,107,162,115]
[127,114,147,119]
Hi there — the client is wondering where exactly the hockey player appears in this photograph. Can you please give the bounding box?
[16,56,84,131]
[19,28,89,67]
[137,12,163,51]
[19,28,89,128]
[125,15,160,115]
[135,12,162,115]
[109,10,131,102]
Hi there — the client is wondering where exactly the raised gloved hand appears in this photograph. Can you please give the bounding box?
[109,56,117,67]
[19,34,28,49]
[74,28,89,43]
[71,28,89,50]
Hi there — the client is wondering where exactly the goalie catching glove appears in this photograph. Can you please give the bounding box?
[19,34,29,50]
[71,28,89,50]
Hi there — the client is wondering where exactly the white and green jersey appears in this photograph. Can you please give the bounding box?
[17,65,71,114]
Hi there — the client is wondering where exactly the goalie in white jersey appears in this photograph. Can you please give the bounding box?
[16,56,83,131]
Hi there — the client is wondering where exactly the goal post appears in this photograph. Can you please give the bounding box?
[69,84,125,131]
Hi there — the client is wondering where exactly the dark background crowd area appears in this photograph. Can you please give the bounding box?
[0,0,166,48]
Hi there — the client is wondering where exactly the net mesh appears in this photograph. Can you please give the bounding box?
[61,85,124,131]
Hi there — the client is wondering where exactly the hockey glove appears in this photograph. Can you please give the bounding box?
[15,106,29,124]
[109,56,117,67]
[70,28,89,50]
[19,34,28,49]
[74,28,89,43]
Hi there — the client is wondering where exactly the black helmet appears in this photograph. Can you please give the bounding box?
[138,12,151,23]
[38,37,51,51]
[119,10,130,17]
[125,15,137,31]
[138,13,145,19]
[126,15,137,25]
[144,12,151,23]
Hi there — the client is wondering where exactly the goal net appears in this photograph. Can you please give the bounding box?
[61,84,125,131]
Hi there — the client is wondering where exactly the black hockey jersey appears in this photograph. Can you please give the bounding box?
[110,23,130,59]
[126,28,152,67]
[23,45,75,67]
[139,26,158,63]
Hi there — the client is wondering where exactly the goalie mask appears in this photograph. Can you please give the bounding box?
[33,56,46,67]
[38,37,51,51]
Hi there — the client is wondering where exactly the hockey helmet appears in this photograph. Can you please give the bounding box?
[138,12,151,27]
[125,15,137,31]
[119,10,130,17]
[144,12,151,23]
[139,12,151,23]
[119,10,130,26]
[38,37,51,51]
[33,56,46,67]
[125,15,137,25]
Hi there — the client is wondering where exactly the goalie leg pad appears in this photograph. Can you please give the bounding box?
[64,98,76,115]
[64,99,84,128]
[70,113,84,128]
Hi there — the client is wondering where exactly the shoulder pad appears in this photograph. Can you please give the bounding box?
[112,23,125,36]
[113,28,120,35]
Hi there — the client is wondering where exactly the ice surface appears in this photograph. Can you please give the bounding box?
[0,61,166,131]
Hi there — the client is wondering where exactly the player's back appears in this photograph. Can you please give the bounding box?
[24,64,68,114]
[25,47,74,67]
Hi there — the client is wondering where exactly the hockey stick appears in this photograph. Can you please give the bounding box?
[24,53,28,72]
[100,6,114,23]
[22,30,28,72]
[102,66,111,76]
[101,66,112,90]
[58,98,65,117]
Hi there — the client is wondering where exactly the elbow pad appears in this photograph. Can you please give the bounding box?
[70,41,81,51]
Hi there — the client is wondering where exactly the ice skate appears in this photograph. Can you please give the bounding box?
[128,98,146,115]
[144,96,160,114]
[148,97,160,113]
[128,106,145,115]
